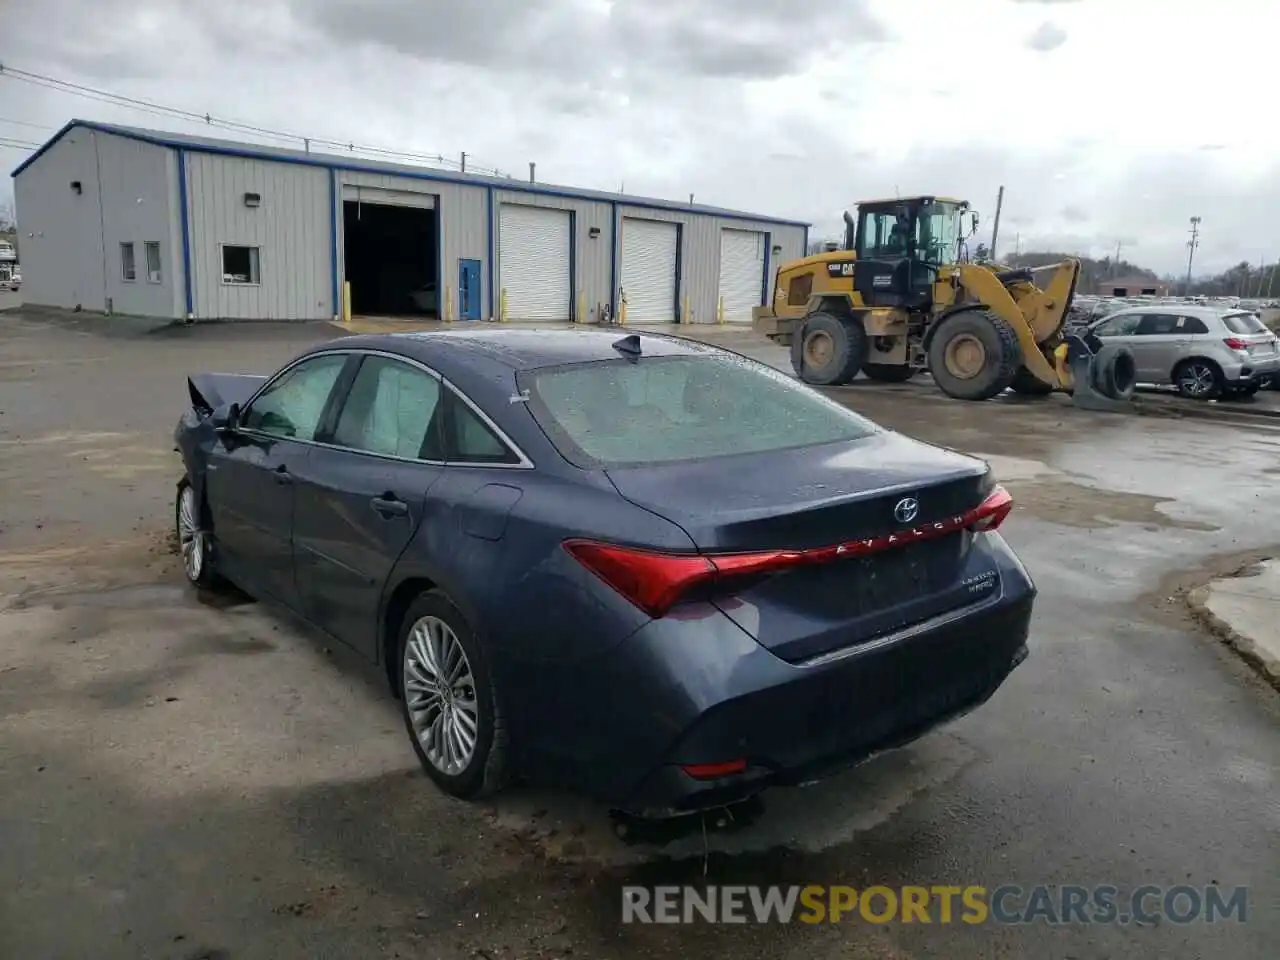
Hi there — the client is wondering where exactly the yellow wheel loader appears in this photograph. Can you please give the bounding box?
[753,196,1109,401]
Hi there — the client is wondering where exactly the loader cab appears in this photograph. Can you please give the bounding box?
[850,197,972,308]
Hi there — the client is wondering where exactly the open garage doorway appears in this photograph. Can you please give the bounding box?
[342,200,439,317]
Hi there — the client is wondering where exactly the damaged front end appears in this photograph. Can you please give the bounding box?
[173,372,266,499]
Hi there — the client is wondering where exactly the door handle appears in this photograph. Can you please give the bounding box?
[371,495,409,518]
[274,464,292,485]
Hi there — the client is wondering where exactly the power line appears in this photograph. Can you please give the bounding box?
[0,116,56,131]
[0,62,511,177]
[0,136,41,149]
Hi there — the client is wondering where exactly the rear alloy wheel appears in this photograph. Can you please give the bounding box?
[175,479,218,588]
[1173,359,1222,400]
[790,312,867,386]
[399,590,507,799]
[927,310,1022,401]
[861,363,915,383]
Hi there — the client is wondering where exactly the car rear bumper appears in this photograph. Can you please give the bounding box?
[1223,353,1280,384]
[616,592,1032,817]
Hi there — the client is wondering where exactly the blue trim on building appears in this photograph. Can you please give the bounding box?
[608,201,618,319]
[11,120,811,230]
[176,148,194,318]
[328,169,339,318]
[673,221,684,322]
[486,186,495,319]
[567,211,577,322]
[761,231,772,304]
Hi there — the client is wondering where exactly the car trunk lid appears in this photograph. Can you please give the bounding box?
[602,433,1006,662]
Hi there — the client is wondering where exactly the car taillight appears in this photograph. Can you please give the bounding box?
[1224,337,1250,350]
[564,485,1014,618]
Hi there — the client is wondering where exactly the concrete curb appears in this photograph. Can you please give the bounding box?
[1185,563,1280,691]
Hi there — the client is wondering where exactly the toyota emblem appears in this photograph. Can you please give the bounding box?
[894,497,920,524]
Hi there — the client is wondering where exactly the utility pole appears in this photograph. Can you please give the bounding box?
[529,162,536,184]
[989,185,1005,261]
[460,151,467,173]
[1185,216,1201,295]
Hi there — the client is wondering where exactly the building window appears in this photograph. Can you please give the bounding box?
[145,242,162,284]
[120,242,136,282]
[222,245,261,285]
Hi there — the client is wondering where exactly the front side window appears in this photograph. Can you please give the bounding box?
[1094,313,1142,337]
[914,202,962,266]
[242,354,347,441]
[332,356,443,459]
[222,245,261,285]
[1136,314,1180,336]
[523,355,879,468]
[120,242,136,281]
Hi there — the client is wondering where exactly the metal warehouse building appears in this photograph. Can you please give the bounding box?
[11,119,809,325]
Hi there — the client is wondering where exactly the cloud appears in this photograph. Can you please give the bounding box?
[294,0,889,82]
[1026,21,1068,51]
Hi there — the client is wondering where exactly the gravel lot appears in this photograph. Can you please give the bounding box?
[1,305,1277,960]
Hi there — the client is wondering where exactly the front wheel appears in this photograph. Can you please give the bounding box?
[398,590,509,800]
[789,312,867,386]
[927,310,1022,401]
[175,479,218,588]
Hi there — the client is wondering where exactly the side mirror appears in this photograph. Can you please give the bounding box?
[211,402,240,432]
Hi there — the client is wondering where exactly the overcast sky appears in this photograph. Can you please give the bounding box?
[1,0,1273,275]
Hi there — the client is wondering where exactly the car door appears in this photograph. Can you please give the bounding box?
[205,352,350,609]
[291,353,446,659]
[1129,313,1182,382]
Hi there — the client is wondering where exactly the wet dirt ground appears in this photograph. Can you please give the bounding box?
[1,310,1277,960]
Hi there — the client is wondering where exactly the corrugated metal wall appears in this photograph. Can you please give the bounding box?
[95,133,180,318]
[493,190,613,323]
[614,206,805,324]
[185,153,331,320]
[339,171,488,319]
[13,131,109,312]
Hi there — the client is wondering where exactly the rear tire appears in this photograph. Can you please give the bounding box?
[397,589,508,800]
[790,312,867,386]
[927,310,1022,401]
[1009,366,1055,396]
[861,363,915,383]
[1173,358,1223,400]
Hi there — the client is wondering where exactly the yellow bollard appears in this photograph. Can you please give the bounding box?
[576,288,586,324]
[443,285,454,323]
[682,295,691,325]
[342,281,352,324]
[499,288,508,322]
[618,291,628,325]
[717,295,725,324]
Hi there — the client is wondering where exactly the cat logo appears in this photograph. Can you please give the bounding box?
[826,262,856,278]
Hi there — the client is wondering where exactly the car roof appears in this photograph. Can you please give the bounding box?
[1099,303,1241,319]
[321,328,724,372]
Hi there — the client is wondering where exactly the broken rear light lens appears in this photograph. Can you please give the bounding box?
[1224,337,1250,351]
[565,486,1014,618]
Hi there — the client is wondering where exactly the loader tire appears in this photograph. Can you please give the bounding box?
[1093,344,1137,401]
[927,310,1022,401]
[790,312,866,386]
[861,363,915,383]
[1009,366,1055,396]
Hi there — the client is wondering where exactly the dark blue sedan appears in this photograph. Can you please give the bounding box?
[174,328,1034,818]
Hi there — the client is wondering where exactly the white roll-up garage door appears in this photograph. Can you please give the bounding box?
[718,229,765,323]
[620,218,678,323]
[499,204,571,321]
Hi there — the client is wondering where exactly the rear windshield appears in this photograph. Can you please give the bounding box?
[521,354,880,467]
[1222,312,1268,335]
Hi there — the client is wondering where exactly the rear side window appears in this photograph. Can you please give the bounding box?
[1222,312,1267,335]
[331,355,443,459]
[522,355,880,467]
